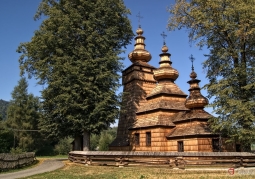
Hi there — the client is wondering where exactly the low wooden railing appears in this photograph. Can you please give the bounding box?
[0,152,35,171]
[69,151,255,169]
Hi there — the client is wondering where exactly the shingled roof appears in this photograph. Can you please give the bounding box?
[123,61,156,73]
[166,123,213,138]
[147,83,187,98]
[129,115,176,129]
[173,109,212,123]
[137,100,189,113]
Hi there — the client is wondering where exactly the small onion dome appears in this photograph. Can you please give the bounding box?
[185,93,209,109]
[185,70,209,109]
[128,27,152,63]
[154,67,179,81]
[153,44,179,81]
[128,49,152,63]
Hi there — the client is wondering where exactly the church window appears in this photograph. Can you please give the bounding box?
[146,132,151,146]
[134,133,140,145]
[212,139,220,152]
[178,141,184,152]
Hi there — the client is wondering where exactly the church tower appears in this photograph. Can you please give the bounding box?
[109,26,156,150]
[128,40,189,151]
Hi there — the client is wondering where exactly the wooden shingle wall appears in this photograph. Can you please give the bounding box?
[130,127,171,151]
[110,63,156,150]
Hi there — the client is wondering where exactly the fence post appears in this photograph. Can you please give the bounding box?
[84,156,91,165]
[173,157,185,169]
[240,157,243,168]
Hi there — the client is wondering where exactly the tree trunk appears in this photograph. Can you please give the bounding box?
[73,135,82,151]
[83,130,90,151]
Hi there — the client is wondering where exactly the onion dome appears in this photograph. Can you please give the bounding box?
[128,27,152,63]
[146,40,187,99]
[153,44,179,81]
[185,63,209,109]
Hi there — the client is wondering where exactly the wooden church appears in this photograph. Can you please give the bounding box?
[109,26,235,152]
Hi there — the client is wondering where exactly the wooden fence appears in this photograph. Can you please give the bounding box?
[0,152,35,171]
[69,151,255,169]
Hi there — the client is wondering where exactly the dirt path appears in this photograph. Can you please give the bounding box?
[0,159,65,179]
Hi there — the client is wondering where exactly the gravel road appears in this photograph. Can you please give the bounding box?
[0,159,65,179]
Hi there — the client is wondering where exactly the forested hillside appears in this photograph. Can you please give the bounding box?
[0,99,9,120]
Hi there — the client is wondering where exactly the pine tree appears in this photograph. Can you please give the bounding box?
[18,0,133,150]
[6,78,41,152]
[168,0,255,151]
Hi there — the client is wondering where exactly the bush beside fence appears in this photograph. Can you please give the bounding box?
[0,152,35,171]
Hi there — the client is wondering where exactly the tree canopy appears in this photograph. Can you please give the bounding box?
[168,0,255,151]
[18,0,133,150]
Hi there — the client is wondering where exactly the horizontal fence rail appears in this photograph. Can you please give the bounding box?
[69,151,255,169]
[0,152,35,171]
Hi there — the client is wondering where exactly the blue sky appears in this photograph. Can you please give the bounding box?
[0,0,210,111]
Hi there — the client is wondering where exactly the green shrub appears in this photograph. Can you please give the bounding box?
[0,129,13,153]
[90,134,100,151]
[36,144,55,156]
[10,147,23,154]
[54,137,72,155]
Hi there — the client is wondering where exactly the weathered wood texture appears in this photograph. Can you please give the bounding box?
[69,151,255,168]
[129,125,232,152]
[110,63,156,150]
[130,128,170,151]
[0,152,35,171]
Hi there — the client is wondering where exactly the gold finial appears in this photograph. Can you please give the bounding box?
[161,31,167,45]
[128,16,151,63]
[136,12,143,28]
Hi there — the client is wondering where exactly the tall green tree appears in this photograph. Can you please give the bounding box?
[168,0,255,151]
[18,0,133,151]
[6,78,41,152]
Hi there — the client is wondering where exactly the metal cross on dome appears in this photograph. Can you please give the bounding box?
[161,31,167,45]
[136,12,143,28]
[189,54,195,71]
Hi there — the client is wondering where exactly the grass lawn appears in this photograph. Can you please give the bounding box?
[22,161,255,179]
